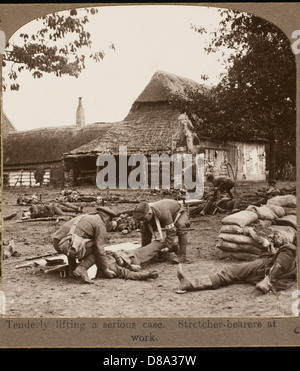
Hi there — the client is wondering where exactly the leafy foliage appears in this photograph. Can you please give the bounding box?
[2,8,115,91]
[170,10,296,179]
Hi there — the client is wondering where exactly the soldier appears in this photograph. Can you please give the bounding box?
[206,173,235,201]
[132,199,190,263]
[52,206,160,284]
[176,243,296,294]
[75,240,161,283]
[28,202,83,219]
[52,206,118,283]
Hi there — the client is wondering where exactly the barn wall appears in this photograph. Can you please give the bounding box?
[3,161,64,187]
[197,139,266,181]
[232,141,266,181]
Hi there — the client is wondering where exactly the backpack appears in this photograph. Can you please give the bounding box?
[58,215,92,260]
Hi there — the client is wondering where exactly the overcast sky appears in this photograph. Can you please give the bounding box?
[3,5,230,131]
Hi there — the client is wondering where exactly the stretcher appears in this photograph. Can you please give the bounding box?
[15,242,141,279]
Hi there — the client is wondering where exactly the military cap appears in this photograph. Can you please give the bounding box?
[96,206,117,218]
[132,201,150,221]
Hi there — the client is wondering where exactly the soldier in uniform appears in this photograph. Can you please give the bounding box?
[52,206,118,283]
[75,240,161,283]
[132,199,190,263]
[206,173,235,201]
[176,243,297,294]
[28,202,83,218]
[52,206,159,284]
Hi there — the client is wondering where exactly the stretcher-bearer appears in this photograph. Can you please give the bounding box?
[132,199,190,263]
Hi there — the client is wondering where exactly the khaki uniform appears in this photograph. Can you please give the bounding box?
[210,243,297,290]
[211,176,235,200]
[141,199,188,249]
[81,240,163,280]
[52,213,109,272]
[179,244,297,292]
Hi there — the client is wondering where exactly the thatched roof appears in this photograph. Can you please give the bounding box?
[3,122,118,167]
[65,71,208,158]
[2,112,17,137]
[135,70,208,103]
[65,105,185,157]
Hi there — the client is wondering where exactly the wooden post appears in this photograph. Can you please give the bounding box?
[14,169,23,187]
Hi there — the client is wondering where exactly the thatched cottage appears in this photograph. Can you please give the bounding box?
[2,112,17,138]
[63,71,267,188]
[3,71,267,188]
[2,98,119,186]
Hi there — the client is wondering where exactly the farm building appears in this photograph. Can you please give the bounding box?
[2,71,267,189]
[2,112,17,138]
[63,70,267,188]
[2,98,119,187]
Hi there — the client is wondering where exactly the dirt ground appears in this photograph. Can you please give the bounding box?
[1,183,297,319]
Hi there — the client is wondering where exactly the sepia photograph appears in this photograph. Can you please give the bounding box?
[0,3,299,348]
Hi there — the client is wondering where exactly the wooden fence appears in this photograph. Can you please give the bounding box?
[5,170,50,187]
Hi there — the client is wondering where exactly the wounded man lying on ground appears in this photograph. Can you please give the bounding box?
[69,241,161,284]
[58,189,102,203]
[17,195,41,206]
[23,202,84,219]
[52,206,160,284]
[176,243,297,295]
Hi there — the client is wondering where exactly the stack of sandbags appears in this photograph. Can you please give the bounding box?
[216,210,266,261]
[216,228,269,261]
[216,199,297,261]
[216,223,297,262]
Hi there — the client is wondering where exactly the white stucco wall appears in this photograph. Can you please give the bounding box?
[197,139,267,181]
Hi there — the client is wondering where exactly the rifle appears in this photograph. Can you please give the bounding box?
[25,251,59,261]
[15,252,63,269]
[16,216,72,223]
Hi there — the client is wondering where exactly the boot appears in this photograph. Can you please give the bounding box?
[176,264,213,292]
[170,243,180,255]
[67,256,77,277]
[255,262,285,294]
[73,254,96,284]
[178,234,190,263]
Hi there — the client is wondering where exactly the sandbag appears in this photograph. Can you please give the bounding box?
[246,205,277,220]
[218,251,260,262]
[218,233,259,246]
[275,215,297,230]
[283,208,297,215]
[267,195,296,208]
[219,225,244,235]
[221,210,258,227]
[267,204,286,218]
[267,225,297,244]
[216,240,263,255]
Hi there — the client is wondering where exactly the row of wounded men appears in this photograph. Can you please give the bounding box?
[49,192,297,295]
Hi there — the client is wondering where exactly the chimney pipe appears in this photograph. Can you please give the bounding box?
[76,97,85,128]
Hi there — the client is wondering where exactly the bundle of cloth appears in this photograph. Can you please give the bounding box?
[216,194,297,261]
